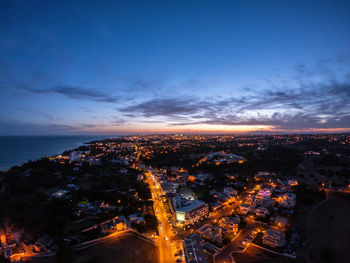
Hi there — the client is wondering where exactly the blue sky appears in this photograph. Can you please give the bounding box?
[1,0,350,135]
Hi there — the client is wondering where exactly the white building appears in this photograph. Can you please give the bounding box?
[173,198,209,225]
[69,151,82,162]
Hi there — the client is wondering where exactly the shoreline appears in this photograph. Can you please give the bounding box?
[0,135,119,171]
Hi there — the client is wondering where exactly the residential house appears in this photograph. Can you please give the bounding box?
[263,229,286,248]
[197,225,223,245]
[218,217,239,233]
[254,207,270,218]
[237,204,252,215]
[223,187,238,197]
[280,193,296,208]
[274,216,289,228]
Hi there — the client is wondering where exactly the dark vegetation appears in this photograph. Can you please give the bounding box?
[0,151,148,239]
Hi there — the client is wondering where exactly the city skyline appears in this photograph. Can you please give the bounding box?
[1,0,350,135]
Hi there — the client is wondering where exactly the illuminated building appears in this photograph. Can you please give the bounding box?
[223,187,238,197]
[237,204,252,215]
[263,229,286,248]
[254,206,270,217]
[69,150,82,162]
[172,197,209,225]
[280,193,296,208]
[218,217,240,233]
[274,216,289,228]
[197,224,223,245]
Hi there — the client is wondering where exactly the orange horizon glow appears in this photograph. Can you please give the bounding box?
[78,124,272,134]
[78,123,350,134]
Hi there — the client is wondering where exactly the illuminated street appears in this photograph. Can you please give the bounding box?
[146,172,175,263]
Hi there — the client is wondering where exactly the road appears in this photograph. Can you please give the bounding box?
[146,172,175,263]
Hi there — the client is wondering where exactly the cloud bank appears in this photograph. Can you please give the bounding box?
[22,85,118,103]
[4,52,350,134]
[117,78,350,131]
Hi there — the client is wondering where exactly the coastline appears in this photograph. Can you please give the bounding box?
[0,135,119,171]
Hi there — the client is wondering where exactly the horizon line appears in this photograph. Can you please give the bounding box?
[1,131,350,137]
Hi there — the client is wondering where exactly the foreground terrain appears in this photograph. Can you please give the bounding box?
[23,235,158,263]
[302,193,350,263]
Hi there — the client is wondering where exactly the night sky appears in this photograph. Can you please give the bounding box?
[1,0,350,135]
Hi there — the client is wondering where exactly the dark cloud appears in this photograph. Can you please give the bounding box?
[111,117,127,125]
[78,123,106,129]
[23,85,118,103]
[119,97,213,117]
[117,78,350,130]
[177,112,350,130]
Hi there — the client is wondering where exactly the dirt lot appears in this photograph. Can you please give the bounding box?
[24,234,159,263]
[303,193,350,263]
[233,246,295,263]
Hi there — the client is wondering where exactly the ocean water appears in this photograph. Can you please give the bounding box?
[0,135,117,170]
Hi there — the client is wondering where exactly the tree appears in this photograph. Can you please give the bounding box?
[144,214,158,231]
[131,222,148,233]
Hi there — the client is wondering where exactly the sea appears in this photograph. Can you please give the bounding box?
[0,135,119,170]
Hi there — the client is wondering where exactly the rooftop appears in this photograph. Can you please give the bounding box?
[176,199,206,213]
